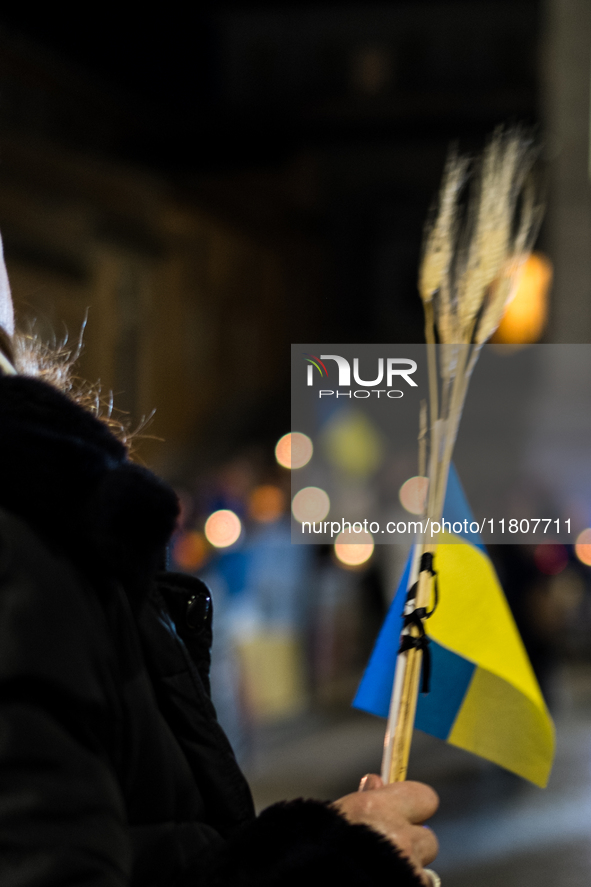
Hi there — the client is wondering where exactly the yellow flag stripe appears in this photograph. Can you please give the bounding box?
[448,665,555,787]
[428,536,544,708]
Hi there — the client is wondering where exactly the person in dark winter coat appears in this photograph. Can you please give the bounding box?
[0,243,439,887]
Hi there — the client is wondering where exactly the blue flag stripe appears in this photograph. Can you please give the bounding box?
[415,641,476,739]
[442,466,485,550]
[352,553,412,717]
[352,464,483,721]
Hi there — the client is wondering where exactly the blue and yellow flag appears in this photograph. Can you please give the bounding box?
[353,467,555,787]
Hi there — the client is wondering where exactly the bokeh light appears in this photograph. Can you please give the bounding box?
[534,544,568,576]
[275,432,313,469]
[204,509,242,548]
[575,528,591,566]
[493,252,553,344]
[321,410,383,478]
[399,476,429,515]
[334,529,374,567]
[291,487,330,523]
[249,484,285,523]
[173,530,209,571]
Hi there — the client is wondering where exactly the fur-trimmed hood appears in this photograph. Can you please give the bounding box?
[0,375,179,594]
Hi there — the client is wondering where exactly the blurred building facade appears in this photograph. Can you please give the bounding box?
[0,24,324,475]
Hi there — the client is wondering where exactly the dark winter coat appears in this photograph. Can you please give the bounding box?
[0,373,422,887]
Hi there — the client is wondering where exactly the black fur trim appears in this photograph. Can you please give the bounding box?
[203,799,424,887]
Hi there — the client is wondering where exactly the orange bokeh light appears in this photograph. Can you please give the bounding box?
[173,530,208,571]
[275,432,313,469]
[204,509,242,548]
[575,528,591,566]
[493,252,553,344]
[334,530,374,567]
[399,476,429,515]
[249,484,286,523]
[291,487,330,523]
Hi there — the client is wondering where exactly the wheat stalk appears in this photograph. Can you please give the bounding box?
[383,127,543,783]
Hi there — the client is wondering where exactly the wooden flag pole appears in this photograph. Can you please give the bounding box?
[381,546,435,783]
[381,128,543,784]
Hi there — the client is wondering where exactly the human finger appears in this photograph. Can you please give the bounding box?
[359,773,384,792]
[408,823,439,867]
[378,781,439,823]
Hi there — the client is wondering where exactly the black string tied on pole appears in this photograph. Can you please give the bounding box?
[398,609,431,694]
[397,552,439,694]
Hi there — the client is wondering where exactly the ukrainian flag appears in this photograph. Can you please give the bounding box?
[353,467,555,787]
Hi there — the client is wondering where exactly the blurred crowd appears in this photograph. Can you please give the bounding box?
[169,442,388,758]
[168,436,591,764]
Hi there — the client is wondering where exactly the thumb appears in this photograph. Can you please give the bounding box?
[359,773,384,792]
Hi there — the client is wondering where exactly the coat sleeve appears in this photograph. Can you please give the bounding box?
[0,525,427,887]
[0,694,132,886]
[152,574,426,887]
[0,517,134,886]
[194,799,425,887]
